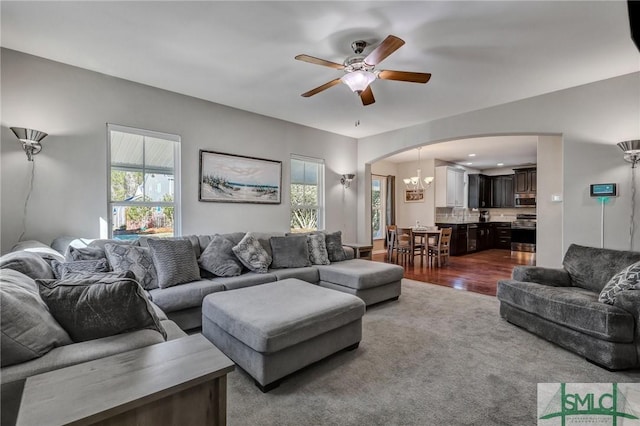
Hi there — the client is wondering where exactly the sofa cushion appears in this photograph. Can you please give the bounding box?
[147,239,201,288]
[599,261,640,304]
[37,275,166,342]
[65,246,107,262]
[270,235,311,269]
[148,279,225,313]
[88,239,139,250]
[104,243,158,290]
[212,272,278,291]
[0,251,55,280]
[232,232,272,273]
[317,259,404,290]
[51,258,111,280]
[497,279,635,342]
[324,231,346,262]
[307,233,330,265]
[1,269,72,367]
[563,244,640,293]
[198,235,243,277]
[139,235,202,259]
[11,240,66,264]
[269,266,320,283]
[202,279,365,353]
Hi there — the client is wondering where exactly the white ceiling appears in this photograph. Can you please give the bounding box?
[1,1,638,143]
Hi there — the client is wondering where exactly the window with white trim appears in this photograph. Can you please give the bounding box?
[108,124,181,240]
[290,155,324,232]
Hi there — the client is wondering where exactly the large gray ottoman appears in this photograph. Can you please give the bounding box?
[201,278,365,392]
[317,259,404,306]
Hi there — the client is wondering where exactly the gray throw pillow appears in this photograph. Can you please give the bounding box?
[198,235,243,277]
[51,258,111,280]
[232,232,272,273]
[65,246,107,262]
[307,233,330,265]
[270,235,312,269]
[146,239,201,289]
[37,276,166,342]
[324,231,346,262]
[0,251,55,280]
[1,269,72,367]
[104,244,158,290]
[599,261,640,304]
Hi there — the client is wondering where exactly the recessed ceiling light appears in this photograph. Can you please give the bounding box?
[497,162,504,166]
[468,153,476,157]
[466,162,473,166]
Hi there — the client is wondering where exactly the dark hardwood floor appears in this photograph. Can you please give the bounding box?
[372,249,536,296]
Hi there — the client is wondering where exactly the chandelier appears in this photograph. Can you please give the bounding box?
[403,147,434,190]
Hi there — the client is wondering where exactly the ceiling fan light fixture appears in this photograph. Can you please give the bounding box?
[341,71,376,93]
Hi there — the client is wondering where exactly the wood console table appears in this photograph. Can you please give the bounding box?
[343,243,373,260]
[16,334,234,426]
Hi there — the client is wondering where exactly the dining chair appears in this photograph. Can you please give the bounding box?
[387,225,411,264]
[410,228,426,265]
[428,227,452,267]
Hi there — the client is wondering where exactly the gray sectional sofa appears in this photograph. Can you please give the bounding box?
[497,244,640,370]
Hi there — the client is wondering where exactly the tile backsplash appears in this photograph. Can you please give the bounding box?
[435,207,535,223]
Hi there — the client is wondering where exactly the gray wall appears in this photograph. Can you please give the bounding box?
[0,49,358,253]
[357,72,640,266]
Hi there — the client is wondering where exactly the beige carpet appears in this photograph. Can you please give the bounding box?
[225,279,640,425]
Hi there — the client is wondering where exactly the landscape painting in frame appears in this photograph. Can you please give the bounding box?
[199,150,282,204]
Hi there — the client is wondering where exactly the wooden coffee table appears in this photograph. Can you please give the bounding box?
[16,334,234,426]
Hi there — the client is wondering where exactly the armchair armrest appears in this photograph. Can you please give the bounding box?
[614,290,640,321]
[511,266,571,287]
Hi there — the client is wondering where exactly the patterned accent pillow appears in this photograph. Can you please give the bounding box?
[37,275,166,342]
[104,244,159,290]
[324,231,346,262]
[598,261,640,304]
[307,233,330,265]
[232,232,272,273]
[146,239,201,289]
[198,235,243,277]
[51,258,111,280]
[65,246,107,262]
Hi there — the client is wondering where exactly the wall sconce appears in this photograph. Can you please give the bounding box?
[618,140,640,168]
[341,173,355,188]
[10,127,48,161]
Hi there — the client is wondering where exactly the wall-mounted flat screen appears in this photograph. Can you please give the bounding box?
[590,183,617,197]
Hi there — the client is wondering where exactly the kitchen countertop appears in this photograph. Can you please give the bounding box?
[435,220,513,225]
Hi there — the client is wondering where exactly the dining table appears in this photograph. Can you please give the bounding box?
[397,227,443,266]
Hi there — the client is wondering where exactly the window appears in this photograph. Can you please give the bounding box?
[372,176,387,240]
[108,124,181,240]
[290,155,324,233]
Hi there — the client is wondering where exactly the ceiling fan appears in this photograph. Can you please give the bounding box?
[295,35,431,106]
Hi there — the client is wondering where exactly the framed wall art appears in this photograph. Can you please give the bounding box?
[199,150,282,204]
[404,188,425,203]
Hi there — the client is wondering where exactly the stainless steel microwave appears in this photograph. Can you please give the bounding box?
[515,193,536,208]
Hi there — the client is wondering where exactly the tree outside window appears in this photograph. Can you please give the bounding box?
[290,157,324,232]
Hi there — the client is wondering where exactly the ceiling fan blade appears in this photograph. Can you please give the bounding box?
[378,70,432,84]
[301,79,342,97]
[360,86,375,106]
[295,54,344,70]
[364,35,405,66]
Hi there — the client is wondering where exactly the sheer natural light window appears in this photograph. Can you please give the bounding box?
[372,176,387,240]
[290,155,324,233]
[107,124,181,240]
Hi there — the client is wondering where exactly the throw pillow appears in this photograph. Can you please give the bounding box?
[0,251,55,280]
[65,246,107,262]
[51,258,111,280]
[37,276,166,342]
[232,232,272,273]
[270,235,312,269]
[198,235,243,277]
[146,238,201,289]
[307,233,330,265]
[324,231,346,262]
[1,269,72,367]
[599,261,640,304]
[104,243,159,290]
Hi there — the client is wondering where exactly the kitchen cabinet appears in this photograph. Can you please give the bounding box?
[477,223,492,251]
[493,222,512,249]
[435,223,467,256]
[491,175,515,208]
[468,174,491,209]
[435,166,465,208]
[515,167,537,194]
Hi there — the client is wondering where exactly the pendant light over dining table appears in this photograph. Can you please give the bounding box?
[403,147,434,190]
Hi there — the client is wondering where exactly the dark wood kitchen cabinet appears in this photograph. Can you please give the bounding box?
[468,174,491,209]
[491,175,515,208]
[435,223,467,256]
[477,223,492,251]
[515,167,537,194]
[493,222,512,249]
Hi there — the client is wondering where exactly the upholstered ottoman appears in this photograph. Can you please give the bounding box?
[317,259,404,306]
[201,278,365,392]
